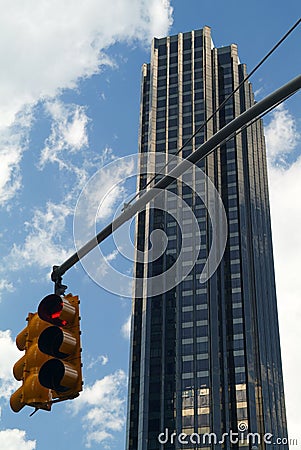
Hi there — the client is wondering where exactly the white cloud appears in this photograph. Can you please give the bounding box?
[39,101,89,170]
[0,279,15,301]
[0,0,173,207]
[74,155,136,250]
[0,0,172,130]
[121,315,131,340]
[70,370,127,447]
[0,330,21,401]
[5,201,73,271]
[86,354,109,370]
[265,104,300,163]
[265,106,301,443]
[0,429,36,450]
[3,146,128,274]
[0,108,33,207]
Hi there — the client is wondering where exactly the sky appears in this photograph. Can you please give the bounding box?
[0,0,300,449]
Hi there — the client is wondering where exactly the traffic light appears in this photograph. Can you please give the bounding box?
[10,293,83,413]
[10,312,53,413]
[37,293,83,397]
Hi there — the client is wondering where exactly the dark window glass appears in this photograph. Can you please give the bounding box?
[194,49,203,59]
[169,129,177,139]
[157,109,166,119]
[183,344,193,355]
[195,135,204,146]
[169,64,178,74]
[169,106,178,116]
[183,83,191,92]
[195,113,204,123]
[158,68,167,77]
[170,41,178,54]
[196,326,208,337]
[195,36,203,48]
[169,96,178,106]
[183,38,192,50]
[182,327,193,338]
[157,78,166,88]
[183,115,191,124]
[156,131,165,141]
[183,93,191,103]
[158,44,167,56]
[183,125,192,135]
[156,143,165,152]
[156,121,165,130]
[182,149,191,158]
[195,60,203,70]
[183,52,191,62]
[195,102,204,112]
[157,99,166,108]
[183,360,193,372]
[194,91,203,101]
[195,81,203,90]
[182,311,193,321]
[169,86,178,95]
[183,105,192,114]
[196,359,209,371]
[169,75,178,85]
[196,341,208,353]
[169,117,178,127]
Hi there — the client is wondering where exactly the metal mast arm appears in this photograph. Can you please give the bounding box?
[51,74,301,292]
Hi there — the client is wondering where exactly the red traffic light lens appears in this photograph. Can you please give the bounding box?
[38,294,77,326]
[38,294,66,326]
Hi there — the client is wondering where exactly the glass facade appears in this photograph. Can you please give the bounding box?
[126,27,288,450]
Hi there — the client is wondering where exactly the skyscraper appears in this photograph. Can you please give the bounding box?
[126,26,288,449]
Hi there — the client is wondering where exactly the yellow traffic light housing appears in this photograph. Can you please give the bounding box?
[10,313,52,413]
[10,293,83,414]
[37,293,83,397]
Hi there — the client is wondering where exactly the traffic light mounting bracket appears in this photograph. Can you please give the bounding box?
[51,265,68,296]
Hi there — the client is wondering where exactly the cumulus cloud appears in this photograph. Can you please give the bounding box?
[121,315,131,340]
[0,0,173,207]
[3,144,131,275]
[0,0,172,129]
[69,370,127,447]
[5,201,73,272]
[0,108,33,207]
[0,429,36,450]
[265,105,301,442]
[39,100,89,170]
[0,330,21,401]
[265,104,300,164]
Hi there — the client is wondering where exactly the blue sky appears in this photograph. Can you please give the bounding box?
[0,1,300,449]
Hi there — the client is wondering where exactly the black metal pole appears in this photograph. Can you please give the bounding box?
[51,74,301,286]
